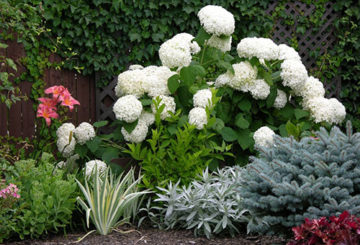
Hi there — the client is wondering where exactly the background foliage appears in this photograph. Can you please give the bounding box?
[1,0,359,130]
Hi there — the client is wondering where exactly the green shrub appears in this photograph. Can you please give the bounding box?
[140,167,248,238]
[124,103,233,191]
[239,121,360,235]
[0,153,78,241]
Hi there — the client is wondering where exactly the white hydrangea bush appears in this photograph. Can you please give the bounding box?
[110,3,346,153]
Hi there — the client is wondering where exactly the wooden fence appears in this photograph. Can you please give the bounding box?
[0,39,96,138]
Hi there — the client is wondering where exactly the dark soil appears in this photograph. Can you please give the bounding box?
[6,226,288,245]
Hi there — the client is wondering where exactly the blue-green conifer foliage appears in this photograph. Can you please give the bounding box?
[240,121,360,234]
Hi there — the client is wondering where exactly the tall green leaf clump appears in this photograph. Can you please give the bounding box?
[240,121,360,235]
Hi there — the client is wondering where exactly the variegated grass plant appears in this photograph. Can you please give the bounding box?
[76,167,149,236]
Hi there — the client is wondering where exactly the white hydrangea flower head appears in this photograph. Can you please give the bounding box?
[85,159,107,177]
[139,111,155,126]
[193,89,213,108]
[304,97,346,124]
[237,37,279,60]
[113,95,143,123]
[56,123,76,157]
[228,62,257,92]
[207,35,232,52]
[57,135,76,158]
[215,72,232,88]
[115,69,146,98]
[121,120,148,143]
[329,98,346,124]
[74,122,96,145]
[248,79,270,100]
[159,33,199,68]
[273,89,287,109]
[189,107,208,130]
[142,66,176,97]
[151,95,176,120]
[280,59,308,95]
[128,64,144,70]
[198,5,235,36]
[300,76,325,100]
[56,122,75,139]
[278,44,301,61]
[253,126,275,148]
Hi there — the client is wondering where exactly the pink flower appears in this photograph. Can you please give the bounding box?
[38,97,58,109]
[60,95,80,111]
[37,105,59,126]
[45,85,66,97]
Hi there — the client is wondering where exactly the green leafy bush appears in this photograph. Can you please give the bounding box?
[124,106,232,190]
[0,153,78,241]
[240,121,360,235]
[76,167,149,235]
[140,167,248,238]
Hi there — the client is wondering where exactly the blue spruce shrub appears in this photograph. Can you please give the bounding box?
[240,121,360,235]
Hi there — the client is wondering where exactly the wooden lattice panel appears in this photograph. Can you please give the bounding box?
[96,75,118,122]
[266,1,340,98]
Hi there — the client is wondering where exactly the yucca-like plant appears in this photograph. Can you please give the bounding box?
[76,167,149,235]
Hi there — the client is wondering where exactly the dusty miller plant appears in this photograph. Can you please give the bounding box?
[139,167,248,238]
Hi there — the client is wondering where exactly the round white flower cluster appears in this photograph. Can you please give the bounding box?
[253,126,275,148]
[74,122,95,145]
[121,120,148,143]
[151,95,176,120]
[300,76,325,101]
[85,159,107,177]
[116,66,176,99]
[303,97,346,124]
[198,5,235,36]
[228,62,258,92]
[139,111,155,126]
[113,95,143,123]
[193,89,212,108]
[215,73,232,88]
[237,37,279,60]
[278,44,301,61]
[273,89,287,109]
[56,123,76,157]
[189,107,208,130]
[115,69,146,98]
[248,79,270,100]
[159,33,200,68]
[142,66,176,97]
[280,59,308,95]
[207,35,232,52]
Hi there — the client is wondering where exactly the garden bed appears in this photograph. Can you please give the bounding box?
[7,226,287,245]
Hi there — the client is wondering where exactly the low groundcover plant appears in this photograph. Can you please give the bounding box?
[288,211,360,245]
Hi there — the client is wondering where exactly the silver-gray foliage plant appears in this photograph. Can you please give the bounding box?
[139,167,249,238]
[240,121,360,235]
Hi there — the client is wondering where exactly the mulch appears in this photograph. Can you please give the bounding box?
[6,226,289,245]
